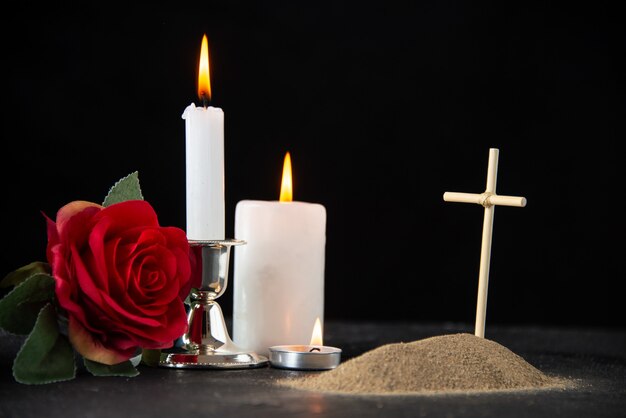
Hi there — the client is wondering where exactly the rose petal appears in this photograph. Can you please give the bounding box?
[68,316,131,365]
[86,215,115,293]
[105,300,187,350]
[71,244,105,308]
[56,201,102,236]
[93,201,159,235]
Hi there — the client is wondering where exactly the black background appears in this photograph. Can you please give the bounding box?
[1,3,623,329]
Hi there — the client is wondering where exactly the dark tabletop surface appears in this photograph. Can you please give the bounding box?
[1,320,625,418]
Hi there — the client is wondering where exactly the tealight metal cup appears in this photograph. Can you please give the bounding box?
[269,345,342,370]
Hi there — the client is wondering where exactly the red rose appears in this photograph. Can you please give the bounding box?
[45,200,192,365]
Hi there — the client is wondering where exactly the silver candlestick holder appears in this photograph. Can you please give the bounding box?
[159,239,268,369]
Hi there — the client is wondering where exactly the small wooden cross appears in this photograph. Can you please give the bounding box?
[443,148,527,338]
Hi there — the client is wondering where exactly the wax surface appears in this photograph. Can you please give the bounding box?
[233,200,326,356]
[183,103,225,240]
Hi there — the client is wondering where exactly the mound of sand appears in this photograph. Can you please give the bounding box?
[279,333,565,395]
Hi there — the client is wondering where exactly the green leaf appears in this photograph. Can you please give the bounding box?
[184,288,199,305]
[140,348,162,367]
[0,273,55,334]
[0,261,51,289]
[102,171,144,207]
[13,303,76,384]
[84,358,139,377]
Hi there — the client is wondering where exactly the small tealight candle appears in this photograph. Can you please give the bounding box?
[269,318,341,370]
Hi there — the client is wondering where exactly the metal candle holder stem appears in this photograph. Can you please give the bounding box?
[159,239,268,369]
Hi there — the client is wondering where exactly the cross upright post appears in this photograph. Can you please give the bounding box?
[443,148,527,338]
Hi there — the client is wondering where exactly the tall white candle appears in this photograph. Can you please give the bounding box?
[233,153,326,356]
[183,34,225,240]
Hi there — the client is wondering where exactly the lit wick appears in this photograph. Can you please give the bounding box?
[198,34,211,109]
[307,318,323,352]
[200,94,209,109]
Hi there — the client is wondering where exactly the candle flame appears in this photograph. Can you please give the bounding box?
[310,317,323,346]
[279,152,293,202]
[198,34,211,103]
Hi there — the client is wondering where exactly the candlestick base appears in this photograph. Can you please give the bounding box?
[159,239,268,369]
